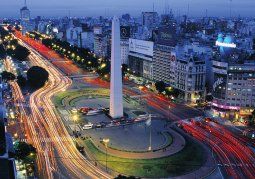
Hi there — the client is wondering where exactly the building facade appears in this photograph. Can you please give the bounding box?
[175,56,206,103]
[120,39,129,64]
[20,1,31,35]
[212,60,255,119]
[94,34,110,58]
[153,44,176,86]
[128,38,154,79]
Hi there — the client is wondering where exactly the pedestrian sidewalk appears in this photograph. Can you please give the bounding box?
[91,128,186,159]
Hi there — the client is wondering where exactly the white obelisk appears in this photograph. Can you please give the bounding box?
[110,16,123,119]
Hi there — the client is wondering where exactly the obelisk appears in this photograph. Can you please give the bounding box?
[110,16,123,119]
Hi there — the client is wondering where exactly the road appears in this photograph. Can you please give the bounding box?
[179,119,255,179]
[83,77,202,121]
[14,30,202,121]
[11,38,111,178]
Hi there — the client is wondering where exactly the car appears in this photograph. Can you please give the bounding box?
[71,108,78,114]
[95,124,102,128]
[83,123,93,130]
[86,109,101,116]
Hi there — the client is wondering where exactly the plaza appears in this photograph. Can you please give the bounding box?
[53,87,211,178]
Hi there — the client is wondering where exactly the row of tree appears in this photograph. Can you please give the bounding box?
[155,81,180,98]
[14,141,37,177]
[0,27,30,61]
[27,31,111,77]
[1,66,49,89]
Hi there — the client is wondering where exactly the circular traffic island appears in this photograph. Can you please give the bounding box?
[53,89,208,178]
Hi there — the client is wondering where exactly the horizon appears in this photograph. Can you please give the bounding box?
[0,0,255,18]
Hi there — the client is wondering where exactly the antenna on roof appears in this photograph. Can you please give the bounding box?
[187,3,190,17]
[24,0,27,6]
[229,0,233,19]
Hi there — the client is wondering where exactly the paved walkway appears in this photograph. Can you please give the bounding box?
[91,127,186,159]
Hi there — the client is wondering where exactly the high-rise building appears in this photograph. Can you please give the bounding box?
[153,44,176,86]
[120,40,129,64]
[94,34,110,58]
[20,0,31,35]
[153,27,177,86]
[142,12,159,29]
[110,17,123,119]
[81,31,94,50]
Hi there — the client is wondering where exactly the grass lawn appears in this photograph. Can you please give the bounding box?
[84,137,206,178]
[52,88,110,107]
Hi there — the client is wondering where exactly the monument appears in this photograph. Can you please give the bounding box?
[110,17,124,119]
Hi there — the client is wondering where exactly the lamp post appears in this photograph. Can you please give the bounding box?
[72,114,78,132]
[138,86,143,105]
[102,138,110,172]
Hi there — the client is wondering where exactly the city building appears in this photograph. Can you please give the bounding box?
[212,59,255,119]
[175,56,206,103]
[94,34,110,58]
[153,44,176,86]
[120,26,131,64]
[128,38,154,79]
[141,12,159,29]
[81,31,94,50]
[110,17,123,119]
[120,40,129,64]
[20,0,31,35]
[66,26,82,47]
[152,27,177,86]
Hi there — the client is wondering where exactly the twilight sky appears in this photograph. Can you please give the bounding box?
[0,0,254,18]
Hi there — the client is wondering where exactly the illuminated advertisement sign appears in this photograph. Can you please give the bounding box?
[212,102,240,110]
[170,52,176,62]
[129,38,154,57]
[120,26,130,39]
[213,77,224,91]
[212,72,227,99]
[215,41,236,48]
[216,34,236,56]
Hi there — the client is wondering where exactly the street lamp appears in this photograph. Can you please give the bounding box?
[72,114,79,132]
[102,138,110,172]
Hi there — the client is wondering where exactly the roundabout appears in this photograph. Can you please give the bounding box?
[53,88,210,178]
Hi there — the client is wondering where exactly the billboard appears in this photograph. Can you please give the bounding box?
[129,38,154,57]
[156,27,177,46]
[216,34,236,56]
[212,72,227,99]
[120,26,130,39]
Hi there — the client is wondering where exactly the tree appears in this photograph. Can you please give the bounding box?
[155,81,166,93]
[12,45,30,61]
[17,75,27,87]
[248,110,255,126]
[1,71,16,81]
[0,44,6,58]
[14,141,36,161]
[27,66,49,88]
[165,87,180,98]
[121,64,128,79]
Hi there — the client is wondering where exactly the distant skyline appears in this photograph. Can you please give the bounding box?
[0,0,255,18]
